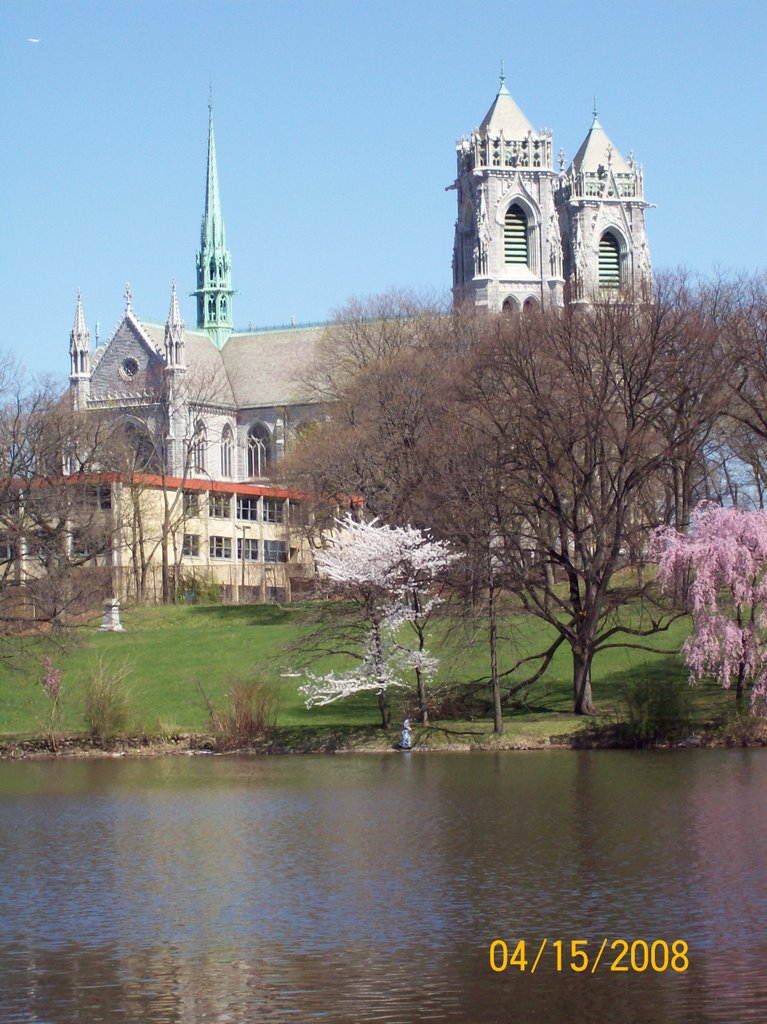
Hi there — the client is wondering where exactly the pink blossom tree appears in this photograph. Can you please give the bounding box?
[298,515,460,729]
[652,502,767,713]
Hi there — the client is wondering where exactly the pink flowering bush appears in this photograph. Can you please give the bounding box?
[38,656,63,750]
[651,503,767,713]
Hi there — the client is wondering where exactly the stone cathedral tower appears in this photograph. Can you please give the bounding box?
[557,109,652,304]
[452,77,651,311]
[451,74,563,312]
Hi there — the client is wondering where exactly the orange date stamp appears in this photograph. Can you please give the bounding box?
[489,938,689,974]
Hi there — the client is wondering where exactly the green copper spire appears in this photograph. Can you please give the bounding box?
[193,98,234,349]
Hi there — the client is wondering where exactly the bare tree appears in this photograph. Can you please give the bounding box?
[456,299,710,714]
[285,291,454,524]
[0,361,123,638]
[286,286,734,720]
[719,272,767,506]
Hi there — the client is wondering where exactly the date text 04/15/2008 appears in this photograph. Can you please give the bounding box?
[489,938,689,975]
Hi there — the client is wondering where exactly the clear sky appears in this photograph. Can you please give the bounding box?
[2,0,765,379]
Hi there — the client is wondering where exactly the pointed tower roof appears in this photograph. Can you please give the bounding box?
[202,98,226,250]
[164,279,186,369]
[570,109,631,175]
[167,279,184,329]
[69,290,91,389]
[71,289,89,341]
[478,70,535,139]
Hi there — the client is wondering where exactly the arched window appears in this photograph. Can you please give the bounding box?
[192,420,206,474]
[502,297,518,315]
[599,232,621,288]
[247,424,271,478]
[125,421,159,472]
[221,425,234,478]
[504,204,528,266]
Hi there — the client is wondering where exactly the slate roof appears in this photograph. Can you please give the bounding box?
[140,321,325,410]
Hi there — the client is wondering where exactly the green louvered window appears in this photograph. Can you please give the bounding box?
[504,205,528,266]
[599,233,621,288]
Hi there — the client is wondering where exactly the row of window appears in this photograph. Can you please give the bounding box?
[503,204,622,287]
[201,493,291,523]
[191,423,272,478]
[187,535,288,563]
[0,532,108,561]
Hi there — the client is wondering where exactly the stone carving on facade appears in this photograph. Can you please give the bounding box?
[496,176,518,215]
[638,237,652,285]
[548,211,562,276]
[473,238,487,277]
[477,184,490,246]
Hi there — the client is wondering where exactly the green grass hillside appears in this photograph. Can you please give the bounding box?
[0,602,735,747]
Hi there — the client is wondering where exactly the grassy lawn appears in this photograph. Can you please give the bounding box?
[0,600,733,747]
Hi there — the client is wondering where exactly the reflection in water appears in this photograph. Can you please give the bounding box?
[1,751,766,1022]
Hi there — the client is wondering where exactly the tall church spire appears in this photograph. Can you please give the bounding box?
[194,98,234,349]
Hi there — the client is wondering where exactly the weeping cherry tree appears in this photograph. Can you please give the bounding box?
[652,502,767,713]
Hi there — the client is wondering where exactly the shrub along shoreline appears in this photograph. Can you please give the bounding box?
[2,712,766,761]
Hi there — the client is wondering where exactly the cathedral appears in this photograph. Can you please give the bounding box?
[69,78,652,481]
[64,79,651,601]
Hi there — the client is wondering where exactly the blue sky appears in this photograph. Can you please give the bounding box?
[2,0,765,378]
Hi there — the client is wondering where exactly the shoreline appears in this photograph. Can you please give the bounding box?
[2,724,765,761]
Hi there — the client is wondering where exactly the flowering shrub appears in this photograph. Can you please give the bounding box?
[38,656,63,750]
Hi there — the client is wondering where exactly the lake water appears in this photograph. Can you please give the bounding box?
[1,750,766,1023]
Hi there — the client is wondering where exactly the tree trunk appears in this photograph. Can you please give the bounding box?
[371,618,390,729]
[489,579,503,735]
[161,531,170,605]
[735,664,746,705]
[412,592,429,725]
[415,666,428,726]
[542,552,555,612]
[572,650,596,715]
[378,688,391,730]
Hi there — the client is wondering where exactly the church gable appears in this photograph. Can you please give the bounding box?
[89,313,165,401]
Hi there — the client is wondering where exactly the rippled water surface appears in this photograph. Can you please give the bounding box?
[1,750,766,1023]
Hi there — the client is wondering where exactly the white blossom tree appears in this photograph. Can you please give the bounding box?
[298,515,460,729]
